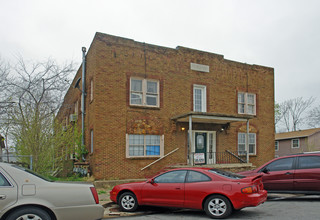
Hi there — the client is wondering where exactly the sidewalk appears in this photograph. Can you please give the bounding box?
[98,190,155,218]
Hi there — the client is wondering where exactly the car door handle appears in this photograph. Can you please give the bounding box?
[285,172,292,175]
[175,188,181,190]
[0,195,6,200]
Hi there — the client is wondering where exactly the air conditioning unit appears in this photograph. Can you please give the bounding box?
[69,114,78,122]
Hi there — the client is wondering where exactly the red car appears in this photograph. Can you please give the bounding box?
[239,153,320,194]
[110,168,267,218]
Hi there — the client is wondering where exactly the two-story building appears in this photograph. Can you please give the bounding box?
[57,32,275,180]
[275,128,320,157]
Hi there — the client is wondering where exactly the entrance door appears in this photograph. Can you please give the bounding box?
[194,132,207,165]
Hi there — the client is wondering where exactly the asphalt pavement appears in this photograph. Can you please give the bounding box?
[101,194,320,219]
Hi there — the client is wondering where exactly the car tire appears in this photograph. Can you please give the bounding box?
[119,192,138,212]
[6,206,52,220]
[204,195,232,219]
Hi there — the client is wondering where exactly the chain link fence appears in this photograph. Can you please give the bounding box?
[0,154,33,170]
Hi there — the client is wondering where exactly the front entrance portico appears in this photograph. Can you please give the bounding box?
[171,112,254,166]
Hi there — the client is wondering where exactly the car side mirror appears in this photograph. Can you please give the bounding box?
[261,167,270,174]
[148,178,155,184]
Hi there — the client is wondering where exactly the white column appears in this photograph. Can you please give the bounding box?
[189,115,193,165]
[246,119,250,163]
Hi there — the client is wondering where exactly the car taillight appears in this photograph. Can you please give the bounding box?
[90,187,99,204]
[241,186,258,194]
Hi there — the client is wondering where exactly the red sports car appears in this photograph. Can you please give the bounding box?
[110,168,267,218]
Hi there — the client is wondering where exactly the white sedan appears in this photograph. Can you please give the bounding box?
[0,162,104,220]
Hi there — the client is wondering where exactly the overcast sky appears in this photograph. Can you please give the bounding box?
[1,0,320,104]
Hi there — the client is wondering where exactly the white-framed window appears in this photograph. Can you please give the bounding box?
[130,78,159,107]
[90,79,93,102]
[238,92,256,115]
[291,139,300,148]
[90,129,94,153]
[275,141,279,151]
[193,85,207,112]
[238,133,256,155]
[74,101,79,115]
[126,134,164,158]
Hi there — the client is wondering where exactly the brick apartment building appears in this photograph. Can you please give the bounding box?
[57,32,275,180]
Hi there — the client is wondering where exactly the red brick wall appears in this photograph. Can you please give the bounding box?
[58,32,275,180]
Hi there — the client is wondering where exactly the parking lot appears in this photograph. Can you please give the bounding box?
[102,194,320,219]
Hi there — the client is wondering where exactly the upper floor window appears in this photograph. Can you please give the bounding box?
[292,139,300,148]
[90,79,94,102]
[275,141,279,151]
[238,92,256,115]
[90,129,94,153]
[193,85,206,112]
[74,101,79,115]
[238,133,256,155]
[126,134,164,158]
[130,78,159,107]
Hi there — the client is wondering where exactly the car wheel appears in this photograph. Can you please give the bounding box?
[119,192,138,212]
[204,195,232,219]
[6,206,52,220]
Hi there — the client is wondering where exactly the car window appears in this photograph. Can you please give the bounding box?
[298,156,320,169]
[12,165,53,182]
[186,171,211,183]
[0,172,11,186]
[209,169,245,179]
[154,170,187,183]
[264,157,295,172]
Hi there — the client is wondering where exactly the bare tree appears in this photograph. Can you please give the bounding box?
[0,57,11,111]
[0,56,78,174]
[277,97,315,132]
[308,105,320,128]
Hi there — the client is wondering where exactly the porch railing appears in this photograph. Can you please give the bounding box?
[189,150,247,165]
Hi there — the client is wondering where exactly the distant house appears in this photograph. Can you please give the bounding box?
[57,32,275,180]
[275,128,320,157]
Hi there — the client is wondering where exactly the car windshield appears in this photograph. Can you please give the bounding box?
[12,164,53,182]
[209,169,245,179]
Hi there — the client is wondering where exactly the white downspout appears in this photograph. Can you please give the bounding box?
[246,119,250,163]
[189,115,193,165]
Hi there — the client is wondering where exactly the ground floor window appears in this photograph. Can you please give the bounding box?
[238,133,256,155]
[126,134,164,158]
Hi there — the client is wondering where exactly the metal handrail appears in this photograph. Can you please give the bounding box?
[226,150,247,163]
[189,151,248,165]
[141,148,179,171]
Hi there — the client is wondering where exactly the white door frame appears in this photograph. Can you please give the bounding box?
[191,130,216,165]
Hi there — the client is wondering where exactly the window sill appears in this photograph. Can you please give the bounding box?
[127,156,161,160]
[129,105,160,110]
[238,112,256,116]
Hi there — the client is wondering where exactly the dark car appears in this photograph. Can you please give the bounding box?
[110,167,267,219]
[239,152,320,194]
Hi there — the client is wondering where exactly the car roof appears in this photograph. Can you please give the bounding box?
[166,167,212,172]
[280,152,320,157]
